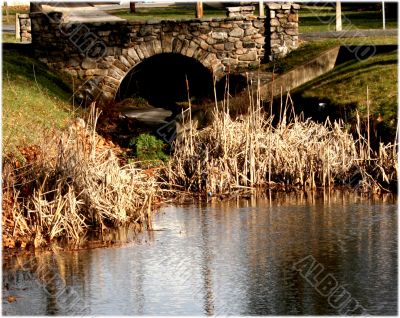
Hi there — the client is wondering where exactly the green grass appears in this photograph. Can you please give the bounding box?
[262,36,398,74]
[294,50,398,136]
[2,33,19,43]
[108,5,227,21]
[299,5,398,33]
[2,5,29,25]
[2,49,77,156]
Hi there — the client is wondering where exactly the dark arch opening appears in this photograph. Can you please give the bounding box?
[115,53,214,111]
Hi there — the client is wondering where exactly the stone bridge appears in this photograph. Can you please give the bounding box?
[29,3,299,106]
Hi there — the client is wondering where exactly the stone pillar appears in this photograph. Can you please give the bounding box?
[17,14,32,43]
[266,2,300,60]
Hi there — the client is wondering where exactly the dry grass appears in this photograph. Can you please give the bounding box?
[2,104,161,248]
[166,85,398,194]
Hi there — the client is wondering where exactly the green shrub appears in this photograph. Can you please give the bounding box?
[129,133,169,162]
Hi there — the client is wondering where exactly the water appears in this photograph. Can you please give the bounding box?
[3,192,397,315]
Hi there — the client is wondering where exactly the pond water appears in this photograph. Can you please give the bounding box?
[2,192,397,315]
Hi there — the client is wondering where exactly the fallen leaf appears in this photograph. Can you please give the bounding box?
[7,296,17,303]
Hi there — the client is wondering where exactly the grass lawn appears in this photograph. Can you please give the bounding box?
[2,33,19,43]
[293,49,397,139]
[262,36,398,74]
[108,4,230,21]
[2,5,29,25]
[299,5,398,33]
[2,49,78,156]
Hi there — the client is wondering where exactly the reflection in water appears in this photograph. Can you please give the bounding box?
[3,192,397,315]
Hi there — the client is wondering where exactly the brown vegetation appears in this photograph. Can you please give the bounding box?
[166,92,397,194]
[2,105,162,249]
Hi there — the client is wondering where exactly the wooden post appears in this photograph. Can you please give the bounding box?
[196,1,203,19]
[259,0,264,17]
[130,2,136,14]
[335,1,342,31]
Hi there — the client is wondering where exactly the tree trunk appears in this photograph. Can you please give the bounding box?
[30,2,43,13]
[130,2,136,14]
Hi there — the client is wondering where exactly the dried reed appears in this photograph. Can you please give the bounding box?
[166,83,397,194]
[3,104,160,248]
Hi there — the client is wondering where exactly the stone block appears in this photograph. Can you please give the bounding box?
[113,59,128,72]
[270,18,279,27]
[285,29,298,35]
[135,46,145,59]
[245,27,258,36]
[238,51,257,61]
[214,43,225,51]
[211,31,228,40]
[224,42,235,50]
[253,20,264,28]
[127,47,140,61]
[172,38,183,53]
[288,13,298,22]
[243,42,255,48]
[229,27,244,37]
[119,55,131,68]
[81,58,97,69]
[267,3,281,10]
[200,41,209,50]
[254,37,265,44]
[220,23,233,28]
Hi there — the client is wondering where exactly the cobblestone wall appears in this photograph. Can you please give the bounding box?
[29,3,299,105]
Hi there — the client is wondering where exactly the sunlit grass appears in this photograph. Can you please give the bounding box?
[299,5,397,33]
[295,50,397,135]
[2,5,29,24]
[2,50,78,156]
[108,5,227,21]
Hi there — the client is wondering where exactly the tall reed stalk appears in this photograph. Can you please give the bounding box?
[166,80,397,194]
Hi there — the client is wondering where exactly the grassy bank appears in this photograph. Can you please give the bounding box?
[2,49,77,156]
[261,36,398,141]
[263,36,398,74]
[292,49,397,141]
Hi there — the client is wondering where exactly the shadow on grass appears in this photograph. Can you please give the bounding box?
[3,45,73,102]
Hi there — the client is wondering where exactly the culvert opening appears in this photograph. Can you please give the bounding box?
[115,53,214,112]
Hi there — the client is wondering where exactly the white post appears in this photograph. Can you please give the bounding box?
[259,0,264,17]
[382,1,386,30]
[336,1,342,31]
[15,13,21,40]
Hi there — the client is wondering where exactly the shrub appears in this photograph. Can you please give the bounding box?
[129,133,169,162]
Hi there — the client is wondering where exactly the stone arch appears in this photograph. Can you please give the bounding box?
[115,51,217,109]
[93,39,225,106]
